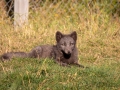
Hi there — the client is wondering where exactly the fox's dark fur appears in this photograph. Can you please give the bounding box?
[1,31,84,67]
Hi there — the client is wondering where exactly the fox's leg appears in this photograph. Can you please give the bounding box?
[54,58,70,67]
[28,46,42,58]
[73,61,84,68]
[55,60,69,66]
[74,63,84,68]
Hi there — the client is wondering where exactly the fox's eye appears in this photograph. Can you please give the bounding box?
[70,43,74,45]
[61,42,66,46]
[61,43,65,46]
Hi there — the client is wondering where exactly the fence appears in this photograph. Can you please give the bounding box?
[0,0,28,28]
[0,0,120,28]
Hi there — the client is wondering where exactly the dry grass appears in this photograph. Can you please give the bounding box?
[0,2,120,61]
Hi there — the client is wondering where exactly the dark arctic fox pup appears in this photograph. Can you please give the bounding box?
[1,31,84,67]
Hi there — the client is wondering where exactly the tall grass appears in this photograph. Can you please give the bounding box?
[0,1,120,90]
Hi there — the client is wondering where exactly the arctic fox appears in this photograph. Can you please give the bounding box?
[1,31,84,67]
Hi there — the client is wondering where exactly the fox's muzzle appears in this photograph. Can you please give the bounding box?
[64,50,71,54]
[63,47,73,54]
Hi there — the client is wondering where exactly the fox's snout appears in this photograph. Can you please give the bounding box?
[64,48,72,54]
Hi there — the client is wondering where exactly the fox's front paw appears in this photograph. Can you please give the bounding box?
[74,63,84,68]
[60,62,71,67]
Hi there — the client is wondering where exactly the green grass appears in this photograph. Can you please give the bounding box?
[0,1,120,90]
[0,58,120,90]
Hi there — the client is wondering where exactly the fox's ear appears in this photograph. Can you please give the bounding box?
[56,31,63,42]
[70,31,77,41]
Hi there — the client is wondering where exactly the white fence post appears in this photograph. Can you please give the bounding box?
[14,0,29,28]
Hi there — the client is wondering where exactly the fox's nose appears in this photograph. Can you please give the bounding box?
[67,51,71,54]
[65,50,71,54]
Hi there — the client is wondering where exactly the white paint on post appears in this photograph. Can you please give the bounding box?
[14,0,29,28]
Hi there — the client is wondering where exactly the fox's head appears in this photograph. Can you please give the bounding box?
[56,31,77,59]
